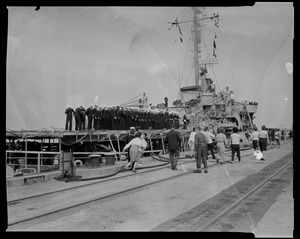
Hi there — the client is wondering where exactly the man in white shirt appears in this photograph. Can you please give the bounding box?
[205,126,216,160]
[230,127,241,164]
[188,127,197,151]
[250,126,259,151]
[123,132,147,172]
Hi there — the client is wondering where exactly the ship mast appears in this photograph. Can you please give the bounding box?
[192,7,200,87]
[191,7,219,91]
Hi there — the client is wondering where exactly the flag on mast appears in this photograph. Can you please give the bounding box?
[213,33,217,58]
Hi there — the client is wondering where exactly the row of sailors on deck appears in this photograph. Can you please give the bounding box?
[65,105,180,131]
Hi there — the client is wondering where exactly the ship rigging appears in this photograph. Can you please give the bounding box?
[168,7,258,133]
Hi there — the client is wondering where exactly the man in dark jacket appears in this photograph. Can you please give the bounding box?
[193,126,208,173]
[99,107,104,130]
[111,106,117,130]
[86,105,94,130]
[103,106,110,130]
[165,126,182,170]
[65,105,75,131]
[80,105,87,130]
[164,97,168,107]
[75,106,82,131]
[93,105,99,130]
[116,106,121,130]
[164,110,170,129]
[95,105,101,130]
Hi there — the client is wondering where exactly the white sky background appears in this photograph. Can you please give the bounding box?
[6,4,293,130]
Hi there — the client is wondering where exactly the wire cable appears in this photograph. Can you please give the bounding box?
[121,93,143,105]
[202,32,220,92]
[121,99,141,107]
[179,25,193,89]
[120,93,143,106]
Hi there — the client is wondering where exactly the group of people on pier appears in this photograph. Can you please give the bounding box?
[159,124,291,174]
[120,124,234,174]
[65,105,180,131]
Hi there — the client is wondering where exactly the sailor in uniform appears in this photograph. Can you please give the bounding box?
[65,105,75,131]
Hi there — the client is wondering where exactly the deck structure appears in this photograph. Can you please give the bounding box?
[6,128,192,153]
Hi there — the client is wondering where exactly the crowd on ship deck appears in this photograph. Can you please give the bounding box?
[65,105,180,131]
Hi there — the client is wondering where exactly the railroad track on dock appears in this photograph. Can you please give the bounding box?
[7,158,218,227]
[7,143,257,205]
[7,142,289,228]
[193,157,293,232]
[151,149,293,231]
[7,156,192,205]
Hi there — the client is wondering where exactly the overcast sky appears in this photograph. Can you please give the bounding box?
[6,3,293,130]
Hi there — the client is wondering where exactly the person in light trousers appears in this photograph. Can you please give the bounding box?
[215,127,227,164]
[122,131,147,173]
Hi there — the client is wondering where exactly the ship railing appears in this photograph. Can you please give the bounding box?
[5,149,165,175]
[6,150,65,174]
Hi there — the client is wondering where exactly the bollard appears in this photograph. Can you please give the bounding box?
[88,155,101,167]
[104,152,115,165]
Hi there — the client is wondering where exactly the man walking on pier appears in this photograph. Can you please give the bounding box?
[193,126,208,173]
[205,126,216,160]
[275,128,281,148]
[124,127,136,164]
[165,125,182,170]
[230,127,241,163]
[250,126,259,151]
[259,125,268,161]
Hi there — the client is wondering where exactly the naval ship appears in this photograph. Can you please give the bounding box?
[6,7,258,172]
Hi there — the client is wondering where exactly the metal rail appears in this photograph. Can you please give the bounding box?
[193,159,293,231]
[5,149,163,175]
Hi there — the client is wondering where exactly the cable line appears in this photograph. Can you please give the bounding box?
[120,93,143,106]
[179,25,192,89]
[202,32,220,92]
[121,99,141,107]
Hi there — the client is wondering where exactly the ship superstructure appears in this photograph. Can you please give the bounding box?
[170,7,258,133]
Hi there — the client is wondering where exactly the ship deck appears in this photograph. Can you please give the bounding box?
[6,129,192,141]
